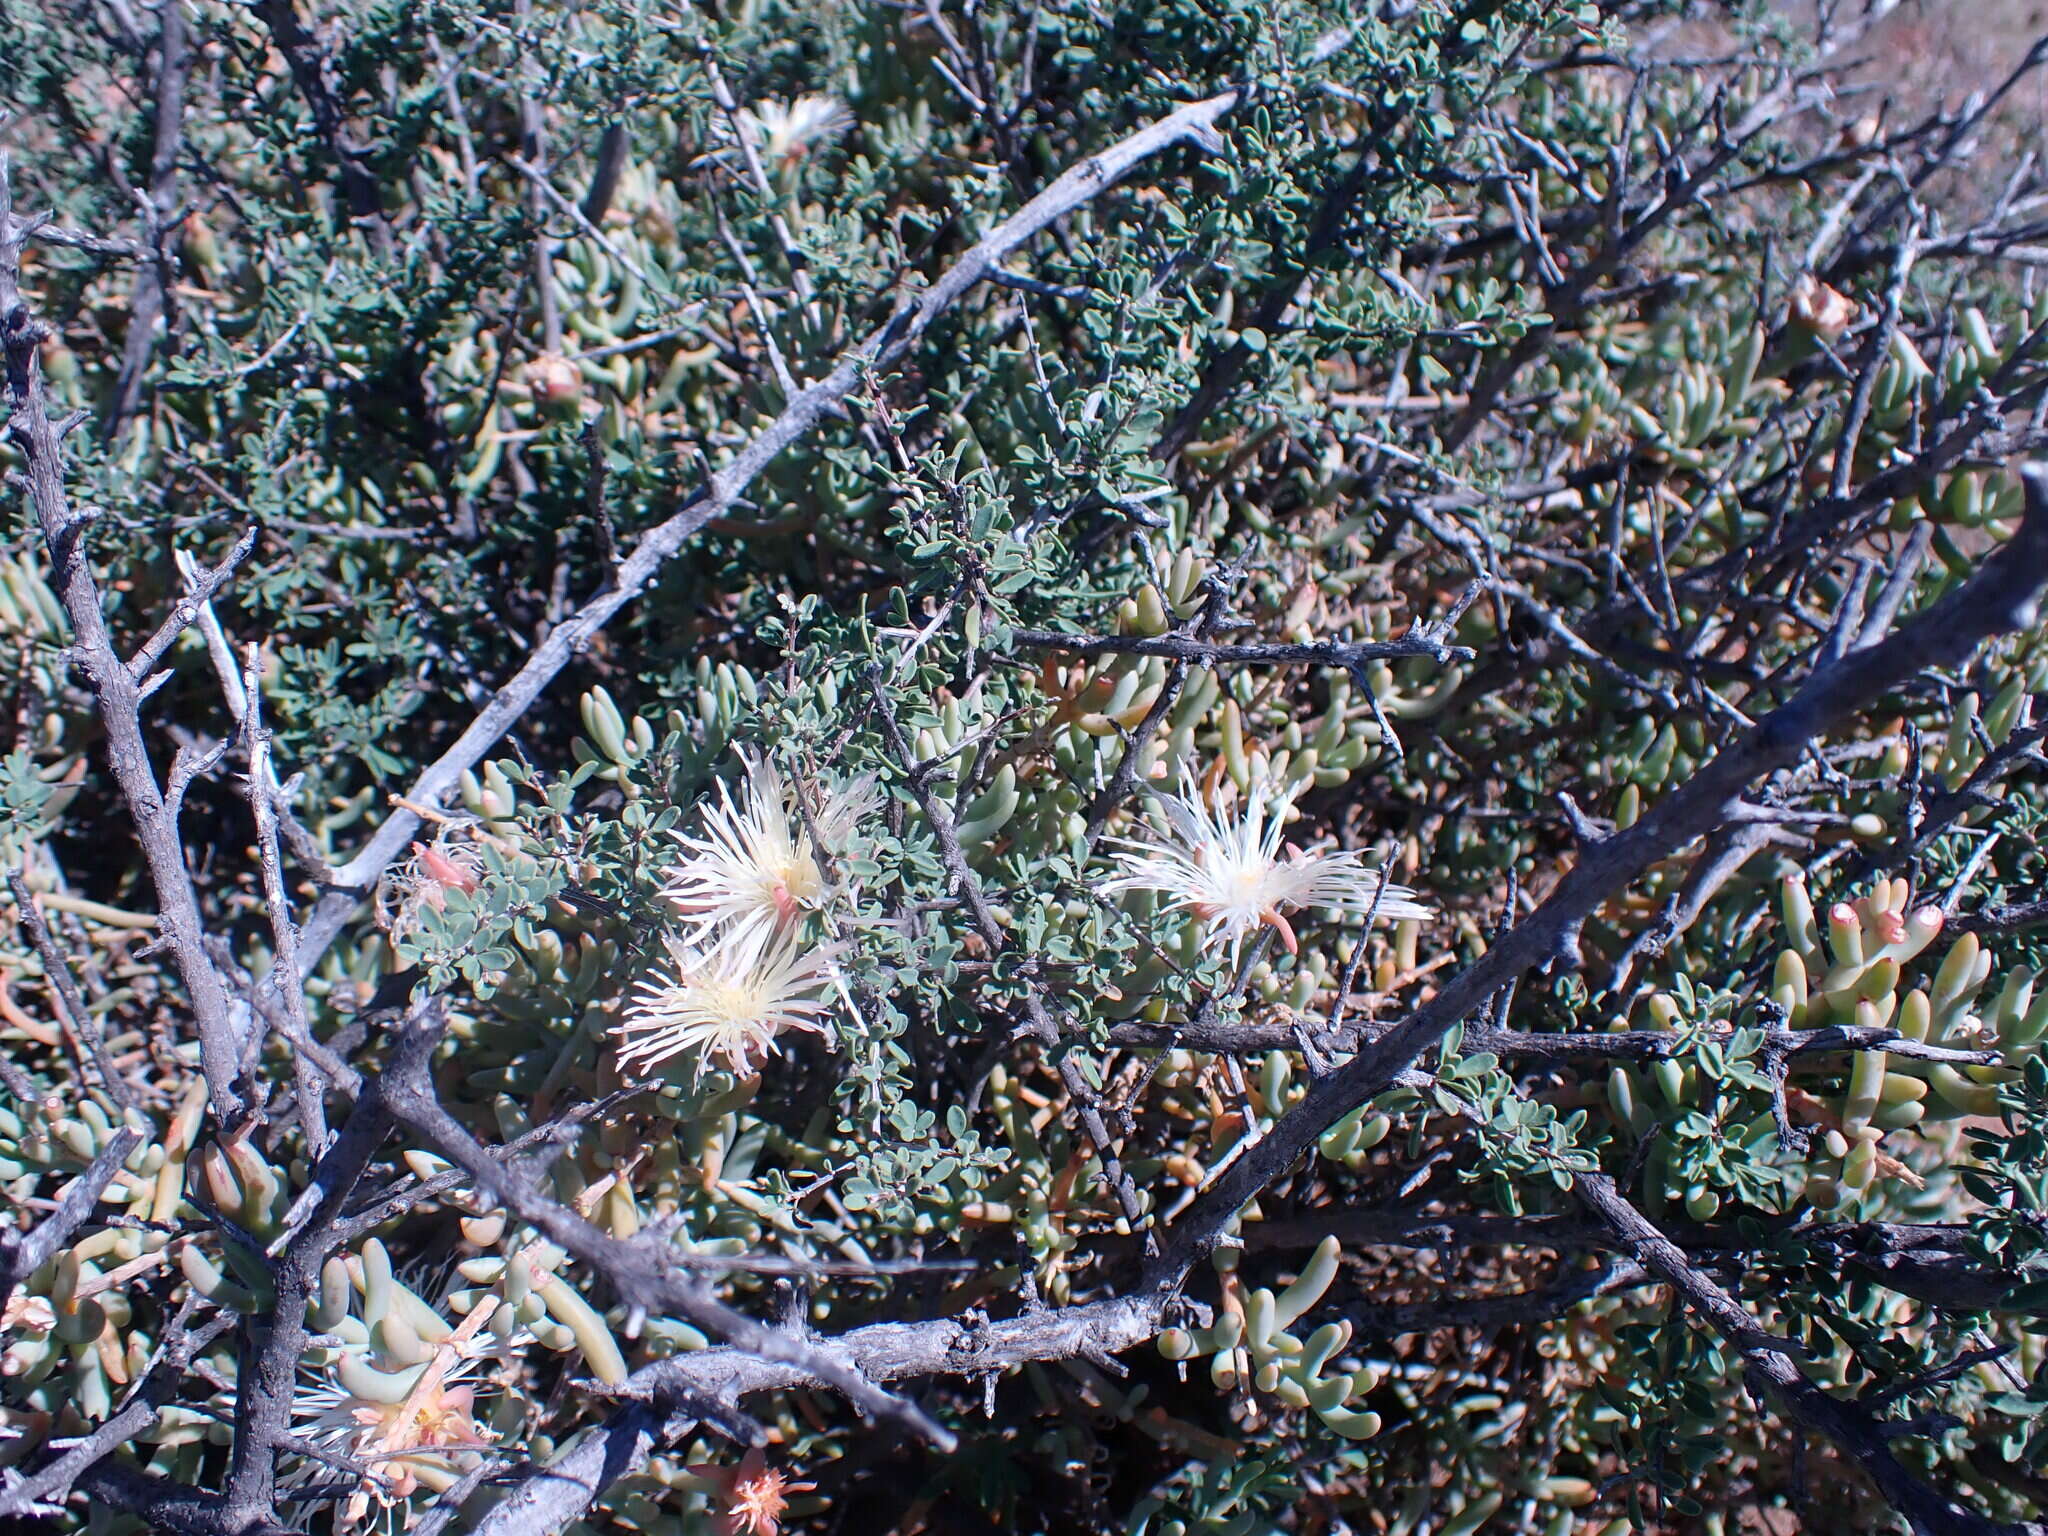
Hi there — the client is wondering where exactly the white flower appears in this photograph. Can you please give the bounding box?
[1103,766,1429,960]
[661,751,875,947]
[615,926,842,1083]
[707,94,853,171]
[811,765,881,854]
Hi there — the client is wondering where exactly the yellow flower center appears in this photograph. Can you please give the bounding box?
[694,975,773,1027]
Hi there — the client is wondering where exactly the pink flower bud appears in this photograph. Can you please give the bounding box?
[1789,274,1857,341]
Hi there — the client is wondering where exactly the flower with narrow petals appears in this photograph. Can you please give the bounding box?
[1103,767,1429,960]
[662,752,873,946]
[293,1349,493,1528]
[615,927,842,1083]
[812,767,881,853]
[688,1448,817,1536]
[708,94,854,172]
[346,1383,483,1490]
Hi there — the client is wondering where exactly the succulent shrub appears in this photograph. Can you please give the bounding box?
[3,2,2048,1535]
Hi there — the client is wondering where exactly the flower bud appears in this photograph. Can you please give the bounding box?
[523,353,585,419]
[1789,274,1856,341]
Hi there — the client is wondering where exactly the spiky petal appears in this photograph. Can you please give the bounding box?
[1102,766,1429,960]
[688,1449,818,1536]
[708,94,854,171]
[661,752,874,947]
[292,1348,492,1524]
[615,927,842,1083]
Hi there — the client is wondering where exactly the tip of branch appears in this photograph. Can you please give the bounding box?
[2019,459,2048,516]
[1556,792,1613,848]
[1998,460,2048,629]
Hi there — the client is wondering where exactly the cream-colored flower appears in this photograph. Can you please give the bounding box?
[811,765,881,854]
[662,752,874,946]
[616,927,842,1082]
[709,94,854,171]
[1103,766,1429,960]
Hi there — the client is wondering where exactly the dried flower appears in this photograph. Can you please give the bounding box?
[2,1294,55,1334]
[662,751,875,947]
[412,842,482,905]
[388,839,487,942]
[1103,766,1429,960]
[616,926,842,1082]
[689,1448,817,1536]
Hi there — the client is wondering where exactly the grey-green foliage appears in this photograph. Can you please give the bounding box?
[6,1,2048,1534]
